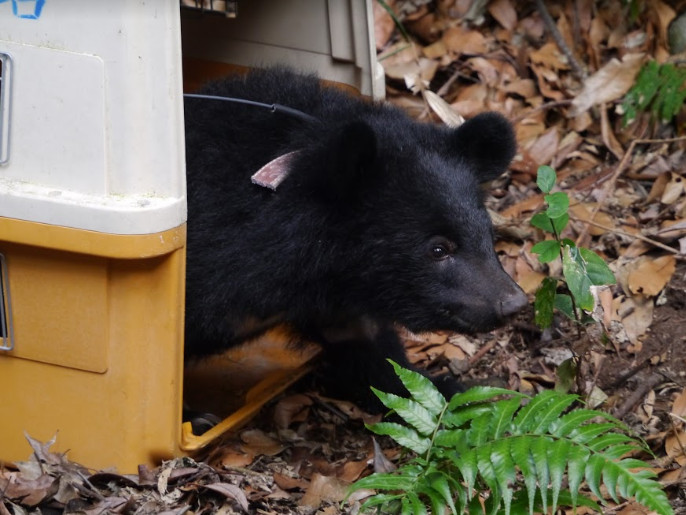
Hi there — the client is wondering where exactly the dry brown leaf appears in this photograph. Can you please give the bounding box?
[589,17,610,67]
[377,41,416,68]
[616,503,655,515]
[647,171,685,204]
[313,395,381,425]
[627,255,677,297]
[556,12,575,53]
[529,41,570,70]
[525,127,559,166]
[665,430,686,459]
[513,254,545,294]
[373,0,396,50]
[488,0,517,31]
[659,219,686,241]
[500,194,544,218]
[601,103,625,159]
[660,466,686,485]
[661,173,685,204]
[372,437,395,474]
[455,82,488,105]
[504,78,537,99]
[594,286,614,328]
[614,295,654,345]
[551,130,583,168]
[273,394,313,430]
[642,389,656,419]
[515,119,546,146]
[385,57,439,90]
[273,472,308,491]
[531,62,566,101]
[450,83,489,118]
[422,39,448,60]
[425,90,465,127]
[468,56,505,87]
[201,483,249,512]
[646,171,672,203]
[569,203,615,236]
[0,474,55,506]
[446,335,477,357]
[569,53,645,116]
[442,25,488,55]
[298,473,349,508]
[218,449,254,469]
[240,429,286,457]
[651,1,677,46]
[338,460,369,483]
[405,10,441,42]
[672,388,686,417]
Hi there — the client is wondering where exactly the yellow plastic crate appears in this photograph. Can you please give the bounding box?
[0,0,379,471]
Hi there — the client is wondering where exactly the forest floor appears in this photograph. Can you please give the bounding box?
[2,0,686,513]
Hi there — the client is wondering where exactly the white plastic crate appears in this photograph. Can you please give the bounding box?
[0,0,186,235]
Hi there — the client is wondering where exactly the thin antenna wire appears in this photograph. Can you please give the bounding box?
[183,93,317,123]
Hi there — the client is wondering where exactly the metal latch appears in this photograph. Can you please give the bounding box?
[0,253,13,351]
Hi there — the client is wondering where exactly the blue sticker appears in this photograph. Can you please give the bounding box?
[4,0,45,19]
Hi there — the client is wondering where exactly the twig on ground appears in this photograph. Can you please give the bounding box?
[605,359,652,390]
[311,395,351,423]
[468,338,499,366]
[667,414,686,457]
[534,0,586,80]
[614,373,665,419]
[511,99,574,124]
[569,215,685,258]
[436,68,463,98]
[574,135,686,247]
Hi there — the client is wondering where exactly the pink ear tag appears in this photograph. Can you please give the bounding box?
[251,151,300,191]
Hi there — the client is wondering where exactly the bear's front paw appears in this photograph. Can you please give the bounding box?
[431,372,466,401]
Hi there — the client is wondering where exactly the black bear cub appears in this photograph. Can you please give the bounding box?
[183,67,527,410]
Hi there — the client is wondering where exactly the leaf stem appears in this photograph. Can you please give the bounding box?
[426,401,450,463]
[551,219,583,336]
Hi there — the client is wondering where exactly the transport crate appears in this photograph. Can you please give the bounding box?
[0,0,380,471]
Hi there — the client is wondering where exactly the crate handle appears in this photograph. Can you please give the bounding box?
[0,253,14,351]
[0,52,12,166]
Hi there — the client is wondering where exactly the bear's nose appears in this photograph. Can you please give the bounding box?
[499,289,528,317]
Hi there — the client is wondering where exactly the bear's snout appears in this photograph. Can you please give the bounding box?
[498,288,528,318]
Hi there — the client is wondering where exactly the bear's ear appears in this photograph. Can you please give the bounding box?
[316,121,377,201]
[448,112,516,183]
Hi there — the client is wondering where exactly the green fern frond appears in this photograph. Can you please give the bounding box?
[371,387,437,436]
[366,421,431,454]
[349,361,673,515]
[622,60,686,125]
[390,360,447,416]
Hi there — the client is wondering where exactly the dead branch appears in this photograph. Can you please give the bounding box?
[575,135,686,247]
[534,0,586,80]
[569,215,685,258]
[613,373,665,419]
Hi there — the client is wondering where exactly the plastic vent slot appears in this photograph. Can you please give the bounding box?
[180,0,237,17]
[0,53,10,165]
[0,253,12,351]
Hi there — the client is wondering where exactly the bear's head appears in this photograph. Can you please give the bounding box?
[306,111,528,334]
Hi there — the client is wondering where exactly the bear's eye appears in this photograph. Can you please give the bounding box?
[431,245,448,258]
[428,238,455,260]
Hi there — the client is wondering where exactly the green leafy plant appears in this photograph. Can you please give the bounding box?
[530,165,616,329]
[622,60,686,125]
[349,361,672,515]
[622,0,644,24]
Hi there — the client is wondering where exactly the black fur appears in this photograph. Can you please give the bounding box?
[183,68,527,410]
